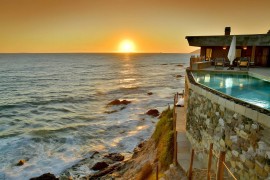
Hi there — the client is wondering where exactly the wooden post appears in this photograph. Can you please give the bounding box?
[188,149,194,180]
[216,151,226,180]
[173,94,177,165]
[207,143,213,180]
[156,162,159,180]
[175,130,177,165]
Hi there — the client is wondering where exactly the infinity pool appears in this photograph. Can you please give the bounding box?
[192,72,270,110]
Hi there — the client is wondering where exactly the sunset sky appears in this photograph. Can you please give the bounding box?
[0,0,269,53]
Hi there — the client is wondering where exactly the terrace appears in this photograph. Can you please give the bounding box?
[182,28,270,179]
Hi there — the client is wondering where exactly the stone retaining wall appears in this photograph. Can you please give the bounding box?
[185,70,270,179]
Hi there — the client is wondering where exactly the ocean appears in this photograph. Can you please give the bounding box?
[0,53,190,179]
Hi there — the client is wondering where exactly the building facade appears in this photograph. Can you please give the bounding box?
[186,27,270,66]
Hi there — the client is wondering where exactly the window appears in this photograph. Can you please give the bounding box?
[206,48,212,61]
[236,49,242,58]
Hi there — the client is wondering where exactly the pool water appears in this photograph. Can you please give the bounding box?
[192,72,270,110]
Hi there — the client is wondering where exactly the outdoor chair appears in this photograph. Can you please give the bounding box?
[224,58,231,67]
[214,58,225,69]
[238,57,250,70]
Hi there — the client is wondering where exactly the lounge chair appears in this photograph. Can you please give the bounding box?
[214,58,225,69]
[238,57,250,70]
[224,58,231,67]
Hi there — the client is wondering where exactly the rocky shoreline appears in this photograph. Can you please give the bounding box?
[29,139,155,180]
[29,101,188,179]
[30,99,163,180]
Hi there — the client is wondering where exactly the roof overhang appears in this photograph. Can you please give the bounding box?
[186,34,270,47]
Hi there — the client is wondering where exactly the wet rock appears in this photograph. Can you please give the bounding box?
[119,130,126,134]
[91,162,109,171]
[30,173,58,180]
[121,100,132,105]
[90,151,100,158]
[120,106,126,110]
[89,163,121,179]
[176,75,183,78]
[104,153,124,161]
[146,109,159,117]
[107,99,131,106]
[104,110,118,114]
[16,159,26,166]
[132,141,146,158]
[108,99,121,105]
[147,92,153,95]
[138,141,146,148]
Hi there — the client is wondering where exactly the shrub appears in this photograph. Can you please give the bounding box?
[152,106,174,170]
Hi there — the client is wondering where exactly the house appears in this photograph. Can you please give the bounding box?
[186,27,270,66]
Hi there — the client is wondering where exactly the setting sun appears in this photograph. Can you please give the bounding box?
[118,40,136,53]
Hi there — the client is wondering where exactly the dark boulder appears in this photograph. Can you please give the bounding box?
[30,173,58,180]
[147,92,153,95]
[108,99,121,105]
[146,109,160,117]
[91,162,109,171]
[16,159,26,166]
[107,99,131,106]
[121,100,131,105]
[104,153,124,161]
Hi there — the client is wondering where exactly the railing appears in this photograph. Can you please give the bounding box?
[173,93,177,165]
[155,91,184,180]
[188,143,237,180]
[174,90,236,179]
[173,90,185,165]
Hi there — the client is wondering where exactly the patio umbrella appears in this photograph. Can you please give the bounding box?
[227,36,236,66]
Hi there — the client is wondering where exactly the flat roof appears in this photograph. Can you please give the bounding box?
[186,34,270,47]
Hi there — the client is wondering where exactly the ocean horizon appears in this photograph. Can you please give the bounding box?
[0,53,190,179]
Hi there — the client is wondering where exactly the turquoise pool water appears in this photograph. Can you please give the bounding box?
[192,72,270,110]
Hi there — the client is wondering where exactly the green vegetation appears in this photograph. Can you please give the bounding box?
[152,106,174,170]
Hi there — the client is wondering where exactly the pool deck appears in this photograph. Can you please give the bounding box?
[202,66,270,81]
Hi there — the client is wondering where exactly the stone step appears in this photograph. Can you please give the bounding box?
[177,154,205,173]
[162,164,186,180]
[177,132,189,141]
[177,142,190,151]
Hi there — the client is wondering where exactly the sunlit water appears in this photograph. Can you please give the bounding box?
[193,72,270,110]
[0,53,189,179]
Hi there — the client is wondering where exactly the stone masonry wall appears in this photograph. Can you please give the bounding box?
[186,89,270,180]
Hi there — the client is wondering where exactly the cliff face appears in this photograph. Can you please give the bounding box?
[118,107,175,179]
[118,139,157,179]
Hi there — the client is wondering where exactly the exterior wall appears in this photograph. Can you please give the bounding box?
[201,46,253,60]
[255,47,270,66]
[185,70,270,179]
[200,46,270,66]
